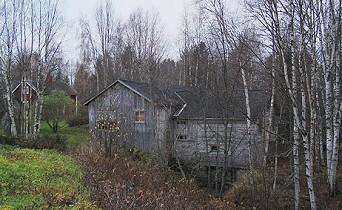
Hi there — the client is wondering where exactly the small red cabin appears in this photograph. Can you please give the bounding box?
[12,81,38,103]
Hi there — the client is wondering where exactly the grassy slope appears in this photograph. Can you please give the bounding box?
[0,145,96,209]
[40,121,90,148]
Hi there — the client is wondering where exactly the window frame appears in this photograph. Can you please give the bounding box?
[134,95,145,124]
[176,120,188,141]
[135,110,145,123]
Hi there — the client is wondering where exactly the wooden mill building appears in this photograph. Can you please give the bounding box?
[84,80,268,170]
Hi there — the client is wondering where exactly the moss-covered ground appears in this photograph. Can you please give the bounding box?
[0,144,97,209]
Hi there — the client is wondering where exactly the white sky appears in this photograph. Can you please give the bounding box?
[60,0,241,63]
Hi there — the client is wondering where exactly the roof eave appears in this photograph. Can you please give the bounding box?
[83,80,153,106]
[172,116,260,121]
[12,81,38,94]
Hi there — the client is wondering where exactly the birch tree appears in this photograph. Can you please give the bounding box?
[31,0,63,137]
[247,0,319,208]
[0,0,18,137]
[319,0,342,196]
[95,0,116,88]
[198,0,266,198]
[125,9,166,83]
[237,38,255,196]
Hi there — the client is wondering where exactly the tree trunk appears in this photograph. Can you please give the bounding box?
[33,93,44,136]
[293,121,301,210]
[240,62,255,199]
[264,51,275,166]
[4,75,17,137]
[330,35,341,196]
[273,105,283,193]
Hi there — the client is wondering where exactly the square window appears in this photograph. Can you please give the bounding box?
[135,111,145,123]
[210,145,219,152]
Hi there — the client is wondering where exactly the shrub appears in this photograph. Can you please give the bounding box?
[21,135,67,151]
[127,147,158,166]
[67,115,89,127]
[73,143,228,210]
[67,103,89,127]
[0,134,67,151]
[0,135,17,146]
[43,91,75,133]
[223,167,300,210]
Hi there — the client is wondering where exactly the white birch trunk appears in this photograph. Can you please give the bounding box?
[291,37,300,210]
[33,92,39,136]
[240,62,254,191]
[273,105,283,193]
[33,89,44,137]
[331,31,341,195]
[324,52,334,187]
[275,9,317,208]
[36,94,44,134]
[269,2,302,207]
[293,121,300,210]
[264,50,275,166]
[293,12,317,209]
[4,72,17,137]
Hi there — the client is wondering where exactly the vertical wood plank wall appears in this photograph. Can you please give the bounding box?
[88,83,263,168]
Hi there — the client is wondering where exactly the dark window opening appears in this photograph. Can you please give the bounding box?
[210,145,219,152]
[177,134,187,140]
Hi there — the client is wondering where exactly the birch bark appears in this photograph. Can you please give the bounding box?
[1,1,18,137]
[4,70,17,137]
[264,42,275,166]
[289,23,301,208]
[270,0,317,208]
[240,60,254,196]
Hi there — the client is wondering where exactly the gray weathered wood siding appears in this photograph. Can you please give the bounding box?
[88,83,170,159]
[173,119,262,169]
[87,82,264,168]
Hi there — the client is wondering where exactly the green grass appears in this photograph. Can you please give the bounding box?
[0,144,97,209]
[40,121,90,148]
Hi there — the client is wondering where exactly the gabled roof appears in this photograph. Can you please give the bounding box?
[12,81,38,93]
[84,79,270,120]
[84,80,149,105]
[12,80,78,97]
[84,80,178,106]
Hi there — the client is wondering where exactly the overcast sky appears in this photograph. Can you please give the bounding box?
[60,0,241,63]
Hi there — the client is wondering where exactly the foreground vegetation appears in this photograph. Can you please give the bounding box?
[0,145,96,209]
[74,143,234,210]
[1,119,341,209]
[73,141,342,210]
[1,120,341,209]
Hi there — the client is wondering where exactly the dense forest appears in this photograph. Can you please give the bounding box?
[0,0,341,209]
